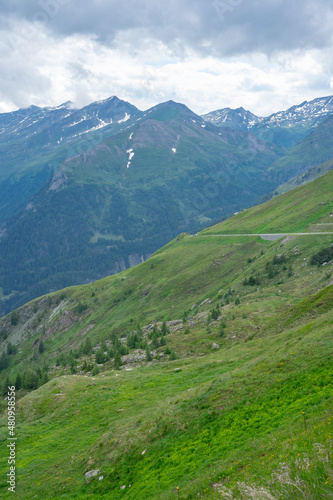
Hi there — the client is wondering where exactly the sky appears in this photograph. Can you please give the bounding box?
[0,0,332,116]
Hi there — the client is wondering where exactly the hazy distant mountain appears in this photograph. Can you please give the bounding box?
[202,95,333,148]
[266,114,333,184]
[201,107,261,130]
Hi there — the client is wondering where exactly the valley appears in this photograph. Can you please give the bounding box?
[1,94,333,317]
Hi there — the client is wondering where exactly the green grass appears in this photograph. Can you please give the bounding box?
[0,170,332,498]
[0,304,332,498]
[201,168,333,234]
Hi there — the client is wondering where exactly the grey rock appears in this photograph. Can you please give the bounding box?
[200,298,212,307]
[85,470,100,481]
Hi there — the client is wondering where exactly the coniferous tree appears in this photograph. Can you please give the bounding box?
[95,349,105,364]
[83,338,92,355]
[15,372,22,390]
[146,347,152,362]
[161,321,168,336]
[114,350,122,370]
[164,345,171,355]
[38,341,45,354]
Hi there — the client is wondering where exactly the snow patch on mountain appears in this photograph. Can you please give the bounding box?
[202,96,333,131]
[126,148,135,168]
[118,113,131,124]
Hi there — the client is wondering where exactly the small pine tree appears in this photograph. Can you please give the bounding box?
[95,349,105,364]
[220,317,227,328]
[119,344,127,356]
[169,351,177,361]
[146,347,152,362]
[0,329,8,341]
[152,324,159,337]
[1,374,11,396]
[0,352,9,371]
[161,321,168,336]
[38,341,45,354]
[114,350,122,370]
[15,372,22,390]
[7,342,15,355]
[152,336,160,349]
[235,297,240,305]
[219,324,226,338]
[92,365,100,376]
[83,338,92,355]
[23,369,39,390]
[164,345,171,355]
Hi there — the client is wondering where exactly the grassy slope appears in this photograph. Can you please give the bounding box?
[276,158,333,195]
[202,168,333,234]
[0,171,332,499]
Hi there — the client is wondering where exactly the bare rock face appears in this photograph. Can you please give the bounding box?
[200,298,212,307]
[121,349,146,365]
[85,470,100,482]
[49,167,68,191]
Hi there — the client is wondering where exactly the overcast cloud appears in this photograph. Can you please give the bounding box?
[0,0,332,115]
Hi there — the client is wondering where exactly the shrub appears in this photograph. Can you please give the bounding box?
[77,302,88,313]
[310,245,333,266]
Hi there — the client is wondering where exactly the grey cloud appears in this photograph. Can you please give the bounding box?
[0,0,332,56]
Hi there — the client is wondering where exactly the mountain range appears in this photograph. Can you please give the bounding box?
[0,94,333,316]
[202,94,333,148]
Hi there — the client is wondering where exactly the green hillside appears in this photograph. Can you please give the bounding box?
[202,168,333,234]
[276,158,333,195]
[0,171,332,499]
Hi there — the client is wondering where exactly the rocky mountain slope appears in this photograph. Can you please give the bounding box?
[0,96,141,219]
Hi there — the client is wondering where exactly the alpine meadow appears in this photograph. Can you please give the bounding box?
[0,162,332,498]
